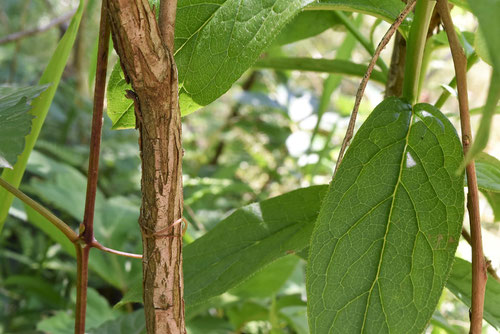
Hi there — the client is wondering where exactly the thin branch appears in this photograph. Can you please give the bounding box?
[91,241,142,259]
[333,0,416,175]
[436,1,487,333]
[462,228,500,283]
[0,177,78,243]
[81,0,110,245]
[0,10,76,45]
[159,0,177,52]
[74,245,90,334]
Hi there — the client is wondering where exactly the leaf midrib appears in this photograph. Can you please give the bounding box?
[359,111,415,333]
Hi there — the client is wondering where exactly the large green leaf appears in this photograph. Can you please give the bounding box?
[475,152,500,221]
[0,0,85,231]
[446,257,500,330]
[307,98,464,333]
[0,86,47,168]
[308,0,411,34]
[229,255,299,298]
[183,185,327,306]
[463,0,500,165]
[174,0,314,109]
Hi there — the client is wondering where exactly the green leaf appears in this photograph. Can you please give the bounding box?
[37,288,119,333]
[174,0,314,108]
[0,0,85,231]
[307,0,411,35]
[254,57,387,83]
[3,275,65,308]
[475,152,500,221]
[446,257,500,330]
[184,185,327,306]
[307,98,464,333]
[0,85,48,168]
[229,255,299,298]
[116,185,328,307]
[88,310,146,334]
[463,0,500,165]
[106,62,135,130]
[273,11,341,46]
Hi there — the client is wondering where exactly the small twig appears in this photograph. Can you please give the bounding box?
[91,241,142,259]
[333,0,416,175]
[436,1,487,333]
[0,10,76,45]
[159,0,177,52]
[0,177,78,243]
[462,228,500,283]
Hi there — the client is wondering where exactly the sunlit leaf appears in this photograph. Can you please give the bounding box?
[307,98,464,333]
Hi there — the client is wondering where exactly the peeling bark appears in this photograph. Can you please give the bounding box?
[106,1,185,332]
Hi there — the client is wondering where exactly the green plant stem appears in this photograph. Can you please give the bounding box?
[254,57,387,83]
[333,11,389,74]
[0,177,78,242]
[435,53,479,109]
[402,0,436,104]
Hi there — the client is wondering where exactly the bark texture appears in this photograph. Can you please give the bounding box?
[107,1,185,332]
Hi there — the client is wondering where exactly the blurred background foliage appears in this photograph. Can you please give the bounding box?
[0,0,499,333]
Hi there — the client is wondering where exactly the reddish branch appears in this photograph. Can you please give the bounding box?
[436,1,487,333]
[334,0,416,174]
[76,1,111,333]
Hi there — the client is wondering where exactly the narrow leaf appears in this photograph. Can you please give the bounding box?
[254,57,387,84]
[307,98,464,333]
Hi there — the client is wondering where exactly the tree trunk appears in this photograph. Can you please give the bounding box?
[106,1,186,332]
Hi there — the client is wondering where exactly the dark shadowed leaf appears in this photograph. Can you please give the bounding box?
[273,11,341,46]
[307,98,464,333]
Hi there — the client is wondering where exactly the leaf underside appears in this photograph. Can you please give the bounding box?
[307,98,464,333]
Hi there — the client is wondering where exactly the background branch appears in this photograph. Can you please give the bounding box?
[0,10,75,45]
